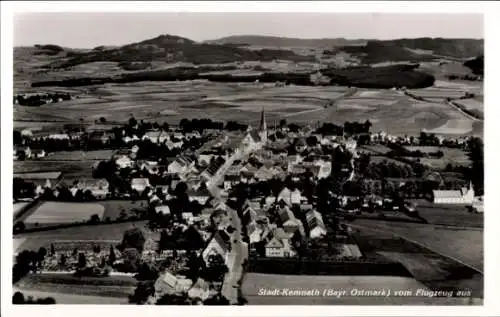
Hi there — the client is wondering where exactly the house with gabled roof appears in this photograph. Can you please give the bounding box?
[223,174,240,191]
[277,187,293,207]
[142,130,168,144]
[202,230,231,266]
[201,156,226,181]
[155,205,171,215]
[277,206,300,232]
[306,210,327,239]
[187,278,210,301]
[187,187,212,206]
[168,155,195,175]
[254,166,273,182]
[264,227,296,258]
[153,271,193,300]
[131,178,151,194]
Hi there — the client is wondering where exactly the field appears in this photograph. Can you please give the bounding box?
[13,287,128,304]
[14,220,155,251]
[41,150,114,161]
[453,98,484,118]
[16,273,137,299]
[24,202,105,225]
[13,202,30,216]
[351,226,483,297]
[14,160,94,178]
[359,145,392,155]
[353,200,484,270]
[242,273,476,305]
[18,200,148,229]
[14,80,482,137]
[403,146,471,169]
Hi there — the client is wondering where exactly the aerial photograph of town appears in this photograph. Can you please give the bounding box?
[10,10,484,306]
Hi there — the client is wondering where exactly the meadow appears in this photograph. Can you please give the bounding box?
[14,80,482,136]
[41,150,114,161]
[403,146,471,169]
[14,160,94,179]
[14,220,155,252]
[18,200,148,229]
[16,273,137,299]
[24,202,106,225]
[13,286,128,304]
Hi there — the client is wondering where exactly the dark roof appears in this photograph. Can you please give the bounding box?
[187,187,212,197]
[205,157,226,176]
[213,230,231,252]
[225,174,240,181]
[249,130,261,142]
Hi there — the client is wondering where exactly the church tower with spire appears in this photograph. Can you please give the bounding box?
[259,107,268,143]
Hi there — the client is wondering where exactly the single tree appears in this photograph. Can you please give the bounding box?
[77,252,87,268]
[108,245,116,265]
[12,292,25,304]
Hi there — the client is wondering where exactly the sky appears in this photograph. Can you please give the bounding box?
[14,12,483,48]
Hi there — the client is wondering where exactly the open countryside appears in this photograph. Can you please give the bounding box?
[12,12,484,307]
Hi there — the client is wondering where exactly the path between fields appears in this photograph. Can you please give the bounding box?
[404,91,481,122]
[350,222,483,274]
[250,87,358,122]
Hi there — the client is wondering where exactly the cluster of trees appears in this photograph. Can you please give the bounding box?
[225,121,249,132]
[13,292,56,304]
[179,118,223,133]
[358,156,426,179]
[447,74,481,81]
[321,64,435,89]
[158,226,205,252]
[386,144,444,159]
[14,92,71,107]
[417,132,441,146]
[315,120,372,136]
[13,247,48,283]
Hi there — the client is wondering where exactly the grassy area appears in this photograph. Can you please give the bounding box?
[18,200,148,229]
[41,150,114,161]
[24,202,105,225]
[359,145,392,155]
[14,160,94,178]
[352,218,483,270]
[100,200,148,220]
[14,221,155,251]
[14,80,482,136]
[13,287,128,304]
[403,146,471,169]
[16,273,137,299]
[415,200,483,228]
[352,226,483,298]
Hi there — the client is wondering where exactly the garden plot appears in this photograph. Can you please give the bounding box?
[24,202,105,225]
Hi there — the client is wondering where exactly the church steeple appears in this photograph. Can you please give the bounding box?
[259,108,267,143]
[259,107,266,131]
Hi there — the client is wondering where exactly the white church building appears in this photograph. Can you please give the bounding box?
[432,182,475,204]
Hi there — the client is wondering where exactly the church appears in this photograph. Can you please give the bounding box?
[432,182,475,204]
[241,108,268,151]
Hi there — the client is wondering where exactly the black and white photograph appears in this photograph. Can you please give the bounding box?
[2,2,499,314]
